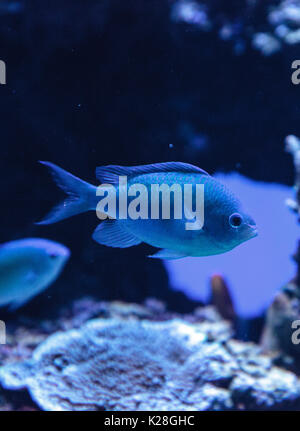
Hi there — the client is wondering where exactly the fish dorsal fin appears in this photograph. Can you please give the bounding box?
[95,162,209,185]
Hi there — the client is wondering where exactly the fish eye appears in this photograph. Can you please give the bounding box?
[49,253,58,259]
[229,213,243,228]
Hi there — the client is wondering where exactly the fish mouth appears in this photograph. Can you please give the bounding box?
[248,225,258,238]
[49,246,71,260]
[61,248,71,260]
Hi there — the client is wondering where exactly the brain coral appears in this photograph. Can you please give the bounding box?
[0,317,299,411]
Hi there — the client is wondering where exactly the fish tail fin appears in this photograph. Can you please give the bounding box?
[36,161,95,225]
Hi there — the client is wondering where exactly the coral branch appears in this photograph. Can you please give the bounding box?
[285,134,300,216]
[260,135,300,368]
[209,273,236,321]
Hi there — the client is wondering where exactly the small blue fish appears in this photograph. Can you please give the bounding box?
[38,161,257,259]
[0,238,70,309]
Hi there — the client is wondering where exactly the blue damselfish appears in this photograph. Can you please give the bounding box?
[0,238,70,309]
[38,161,257,259]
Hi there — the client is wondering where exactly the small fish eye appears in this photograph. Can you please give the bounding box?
[229,213,243,228]
[49,253,57,259]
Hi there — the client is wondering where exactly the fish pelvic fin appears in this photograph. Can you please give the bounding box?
[148,248,187,260]
[37,161,96,225]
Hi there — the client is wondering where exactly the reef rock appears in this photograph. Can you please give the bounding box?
[0,313,300,411]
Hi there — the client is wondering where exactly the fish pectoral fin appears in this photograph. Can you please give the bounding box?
[148,249,187,260]
[92,220,142,248]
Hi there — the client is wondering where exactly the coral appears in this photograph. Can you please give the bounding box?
[209,274,236,321]
[252,32,281,56]
[261,290,300,365]
[1,304,300,411]
[285,135,300,217]
[171,0,300,55]
[259,135,300,373]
